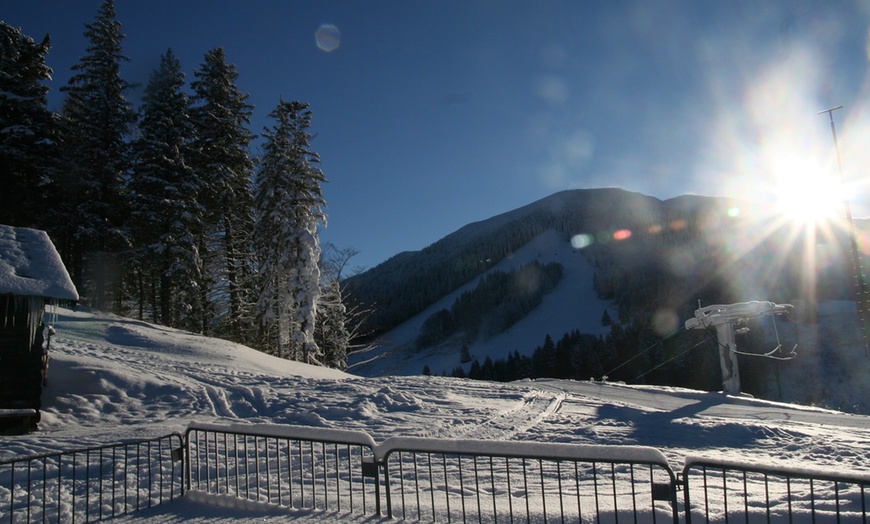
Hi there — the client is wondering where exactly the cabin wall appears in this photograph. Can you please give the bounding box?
[0,296,45,417]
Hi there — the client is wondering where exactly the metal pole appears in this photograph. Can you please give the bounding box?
[818,105,869,356]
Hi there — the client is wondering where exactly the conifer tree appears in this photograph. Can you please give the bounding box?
[189,47,256,342]
[0,22,56,229]
[58,0,136,310]
[129,49,204,329]
[254,99,327,363]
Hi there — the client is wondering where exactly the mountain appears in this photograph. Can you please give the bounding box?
[346,189,870,412]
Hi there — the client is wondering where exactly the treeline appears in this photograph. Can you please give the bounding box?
[416,261,564,348]
[0,2,354,367]
[348,209,553,335]
[441,315,796,399]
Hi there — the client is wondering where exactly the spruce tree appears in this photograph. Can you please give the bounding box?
[254,99,327,363]
[0,22,56,229]
[129,49,204,329]
[189,47,257,342]
[58,0,136,310]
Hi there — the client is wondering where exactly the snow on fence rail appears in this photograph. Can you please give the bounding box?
[0,433,183,523]
[683,456,870,523]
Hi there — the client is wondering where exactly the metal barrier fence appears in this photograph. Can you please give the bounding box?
[5,424,870,523]
[0,433,183,523]
[185,422,381,516]
[380,437,680,523]
[683,456,870,523]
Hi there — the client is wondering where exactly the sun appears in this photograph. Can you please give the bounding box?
[771,156,844,225]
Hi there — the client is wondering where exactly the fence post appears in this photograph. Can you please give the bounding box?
[681,472,692,524]
[361,456,383,516]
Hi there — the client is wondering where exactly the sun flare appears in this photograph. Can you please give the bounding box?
[772,157,844,225]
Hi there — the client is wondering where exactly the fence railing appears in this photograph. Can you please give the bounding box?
[380,436,680,523]
[683,456,870,523]
[0,433,183,523]
[185,422,382,516]
[4,424,870,523]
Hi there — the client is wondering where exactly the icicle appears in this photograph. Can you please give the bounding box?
[2,295,10,328]
[45,300,58,327]
[26,296,45,349]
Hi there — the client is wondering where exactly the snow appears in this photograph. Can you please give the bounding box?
[375,436,671,466]
[354,229,613,375]
[0,224,79,301]
[4,306,870,522]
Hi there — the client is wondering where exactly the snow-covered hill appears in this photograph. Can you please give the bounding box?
[352,229,614,376]
[4,306,870,520]
[5,306,869,469]
[346,189,870,417]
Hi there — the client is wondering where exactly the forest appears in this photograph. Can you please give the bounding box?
[0,2,353,367]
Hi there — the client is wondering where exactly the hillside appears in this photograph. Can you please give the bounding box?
[347,189,870,413]
[5,306,870,521]
[7,306,870,467]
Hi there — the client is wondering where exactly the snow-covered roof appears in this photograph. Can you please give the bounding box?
[0,224,79,301]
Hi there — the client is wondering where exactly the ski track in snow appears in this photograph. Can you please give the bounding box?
[444,390,566,441]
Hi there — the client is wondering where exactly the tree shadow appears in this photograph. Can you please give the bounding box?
[596,397,764,449]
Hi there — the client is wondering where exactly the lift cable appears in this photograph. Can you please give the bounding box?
[601,325,686,380]
[634,333,718,382]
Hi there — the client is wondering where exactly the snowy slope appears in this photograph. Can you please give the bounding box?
[4,307,870,520]
[352,229,614,376]
[4,307,869,468]
[352,226,870,416]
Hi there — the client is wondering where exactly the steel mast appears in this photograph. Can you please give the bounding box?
[818,105,869,356]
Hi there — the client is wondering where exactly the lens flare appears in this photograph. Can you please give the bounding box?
[315,24,341,52]
[571,234,593,249]
[652,309,679,336]
[613,229,632,241]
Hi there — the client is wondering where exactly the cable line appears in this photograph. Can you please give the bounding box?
[602,326,683,379]
[634,333,717,382]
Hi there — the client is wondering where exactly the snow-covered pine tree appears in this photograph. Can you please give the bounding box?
[58,0,136,311]
[315,242,366,369]
[189,47,257,342]
[129,49,205,330]
[0,22,56,229]
[254,99,326,363]
[315,279,349,369]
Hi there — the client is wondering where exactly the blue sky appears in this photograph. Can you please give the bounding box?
[5,1,870,271]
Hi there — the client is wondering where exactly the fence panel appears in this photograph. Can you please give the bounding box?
[380,437,680,523]
[0,433,183,524]
[185,422,381,517]
[683,456,870,523]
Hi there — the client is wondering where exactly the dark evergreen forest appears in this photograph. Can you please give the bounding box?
[0,3,350,367]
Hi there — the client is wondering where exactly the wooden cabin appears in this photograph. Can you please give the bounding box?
[0,224,78,433]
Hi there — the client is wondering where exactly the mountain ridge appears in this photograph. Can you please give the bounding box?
[346,188,868,410]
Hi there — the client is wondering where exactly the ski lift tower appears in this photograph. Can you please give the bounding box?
[685,301,794,395]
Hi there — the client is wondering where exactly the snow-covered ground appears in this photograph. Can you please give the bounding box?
[3,307,870,521]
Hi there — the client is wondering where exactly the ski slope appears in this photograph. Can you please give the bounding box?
[3,307,870,521]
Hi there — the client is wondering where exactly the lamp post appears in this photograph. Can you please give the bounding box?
[818,105,869,356]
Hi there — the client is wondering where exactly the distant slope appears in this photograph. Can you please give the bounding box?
[347,188,870,406]
[351,229,613,376]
